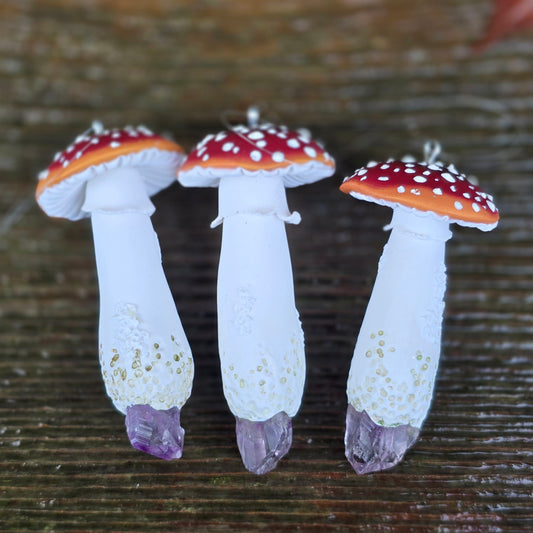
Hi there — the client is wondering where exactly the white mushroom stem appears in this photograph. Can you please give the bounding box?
[347,208,452,429]
[215,174,305,421]
[82,167,193,414]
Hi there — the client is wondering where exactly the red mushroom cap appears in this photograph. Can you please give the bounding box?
[36,124,185,221]
[340,160,499,231]
[177,122,335,188]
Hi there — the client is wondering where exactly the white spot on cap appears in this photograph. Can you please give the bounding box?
[378,176,389,181]
[304,146,317,158]
[433,188,443,195]
[380,164,390,169]
[413,176,427,183]
[405,168,416,174]
[76,151,83,159]
[272,151,285,163]
[38,169,49,180]
[357,169,367,176]
[287,138,300,149]
[112,132,121,139]
[110,141,121,149]
[450,185,457,192]
[442,172,456,183]
[232,146,240,154]
[410,188,421,195]
[202,154,210,162]
[256,140,267,148]
[250,150,262,162]
[423,170,431,176]
[222,142,234,152]
[297,128,311,141]
[487,200,496,212]
[248,131,264,140]
[91,138,99,144]
[215,132,227,142]
[137,126,153,135]
[446,164,456,172]
[394,167,400,172]
[454,201,463,210]
[472,203,481,213]
[463,192,471,199]
[199,134,214,147]
[397,186,406,193]
[62,160,69,168]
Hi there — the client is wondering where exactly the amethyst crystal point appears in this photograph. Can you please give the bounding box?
[235,411,292,475]
[344,405,420,475]
[125,404,184,460]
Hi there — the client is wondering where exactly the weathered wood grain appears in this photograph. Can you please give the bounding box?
[1,0,532,531]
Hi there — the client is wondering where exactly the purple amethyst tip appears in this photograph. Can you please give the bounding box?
[125,404,184,460]
[235,411,292,475]
[344,404,420,474]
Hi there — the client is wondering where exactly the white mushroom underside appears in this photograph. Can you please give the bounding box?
[177,159,335,188]
[37,149,184,220]
[347,190,498,232]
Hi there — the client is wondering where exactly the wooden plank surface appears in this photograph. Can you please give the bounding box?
[1,0,532,531]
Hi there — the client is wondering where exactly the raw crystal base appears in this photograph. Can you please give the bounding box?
[344,404,420,474]
[125,404,184,460]
[235,411,292,475]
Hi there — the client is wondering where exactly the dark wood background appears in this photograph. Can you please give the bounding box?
[1,1,531,531]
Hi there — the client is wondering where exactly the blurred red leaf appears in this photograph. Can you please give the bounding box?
[475,0,533,51]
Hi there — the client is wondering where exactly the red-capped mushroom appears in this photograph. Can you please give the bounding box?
[339,142,499,474]
[177,108,335,474]
[36,122,194,461]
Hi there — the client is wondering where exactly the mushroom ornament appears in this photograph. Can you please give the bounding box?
[177,108,335,474]
[339,143,499,474]
[36,122,194,460]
